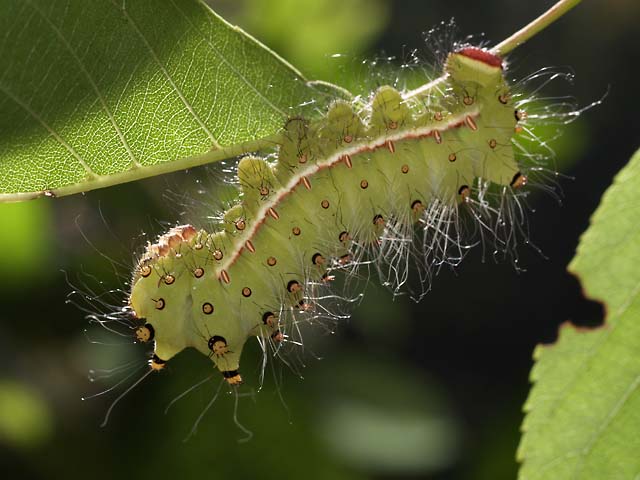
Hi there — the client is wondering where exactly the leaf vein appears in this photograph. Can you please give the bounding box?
[169,0,288,119]
[113,0,221,149]
[572,374,640,478]
[0,82,96,178]
[26,0,141,169]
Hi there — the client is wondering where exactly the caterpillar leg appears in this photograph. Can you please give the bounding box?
[222,370,243,386]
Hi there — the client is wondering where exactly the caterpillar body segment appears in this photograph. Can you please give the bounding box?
[129,48,524,384]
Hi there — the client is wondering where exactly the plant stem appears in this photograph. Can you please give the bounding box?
[404,0,582,101]
[491,0,583,56]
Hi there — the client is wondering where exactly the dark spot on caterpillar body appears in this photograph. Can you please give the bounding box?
[202,302,214,314]
[128,49,534,384]
[262,312,276,327]
[287,280,302,293]
[208,335,228,354]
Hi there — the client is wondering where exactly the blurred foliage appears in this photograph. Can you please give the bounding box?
[1,1,639,479]
[313,353,460,474]
[215,0,389,81]
[0,380,52,449]
[0,201,54,286]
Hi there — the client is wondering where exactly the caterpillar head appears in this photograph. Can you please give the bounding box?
[443,47,525,188]
[446,47,504,87]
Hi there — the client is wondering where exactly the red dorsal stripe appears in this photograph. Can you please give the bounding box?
[457,47,503,68]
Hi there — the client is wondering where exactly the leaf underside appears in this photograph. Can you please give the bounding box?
[0,0,341,201]
[518,148,640,479]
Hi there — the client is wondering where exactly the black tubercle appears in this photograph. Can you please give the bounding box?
[144,323,155,341]
[207,335,227,351]
[510,172,522,186]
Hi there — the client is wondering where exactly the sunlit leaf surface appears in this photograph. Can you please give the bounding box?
[518,147,640,479]
[0,0,339,200]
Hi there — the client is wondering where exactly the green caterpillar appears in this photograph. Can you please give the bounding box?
[129,47,526,385]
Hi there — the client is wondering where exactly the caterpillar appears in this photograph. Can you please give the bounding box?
[128,46,530,386]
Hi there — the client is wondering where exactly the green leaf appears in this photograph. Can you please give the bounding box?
[518,147,640,479]
[0,0,343,201]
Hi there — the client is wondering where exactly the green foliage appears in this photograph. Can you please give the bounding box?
[0,380,52,449]
[518,147,640,479]
[0,0,341,201]
[231,0,389,79]
[0,201,53,284]
[3,1,637,478]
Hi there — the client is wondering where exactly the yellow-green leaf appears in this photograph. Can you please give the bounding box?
[518,147,640,479]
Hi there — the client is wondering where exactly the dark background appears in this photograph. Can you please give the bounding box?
[1,0,638,478]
